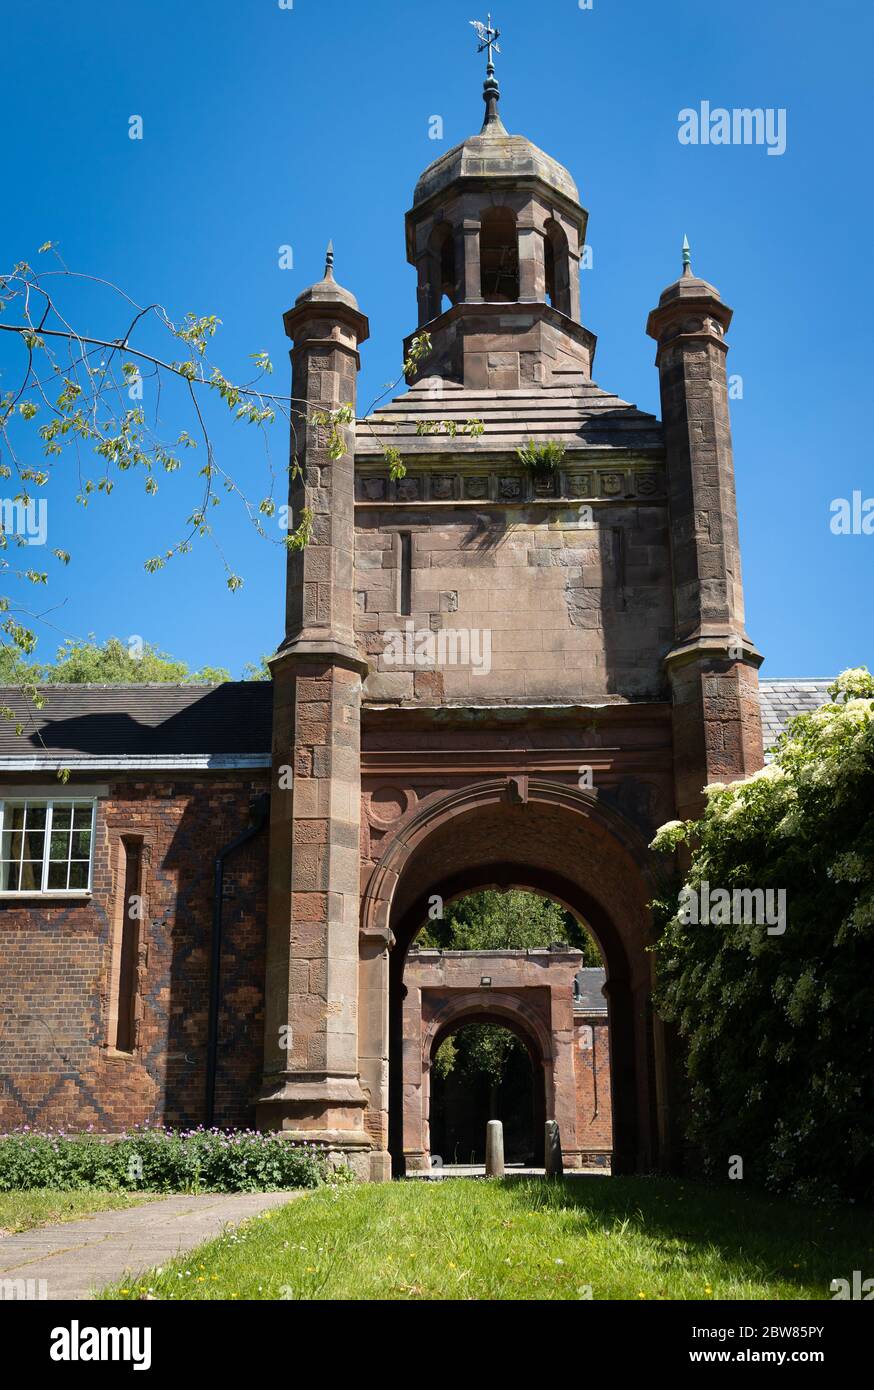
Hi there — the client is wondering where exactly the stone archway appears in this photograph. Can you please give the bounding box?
[402,954,573,1172]
[358,776,665,1178]
[428,1008,546,1170]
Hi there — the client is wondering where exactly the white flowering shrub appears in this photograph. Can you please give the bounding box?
[651,669,874,1199]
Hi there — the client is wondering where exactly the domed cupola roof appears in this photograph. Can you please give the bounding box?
[413,119,580,209]
[293,242,359,311]
[412,23,580,211]
[653,238,723,308]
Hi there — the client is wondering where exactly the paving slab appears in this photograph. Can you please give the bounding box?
[0,1190,304,1299]
[404,1163,610,1180]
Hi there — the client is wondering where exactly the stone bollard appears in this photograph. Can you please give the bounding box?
[485,1119,505,1177]
[544,1120,564,1178]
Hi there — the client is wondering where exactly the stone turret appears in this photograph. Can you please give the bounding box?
[646,242,764,818]
[280,243,368,665]
[257,247,380,1177]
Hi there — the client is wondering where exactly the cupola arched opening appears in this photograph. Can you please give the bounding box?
[480,207,519,302]
[423,223,459,320]
[435,223,458,315]
[544,218,572,316]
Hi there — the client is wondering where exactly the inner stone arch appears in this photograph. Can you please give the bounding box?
[425,1004,547,1169]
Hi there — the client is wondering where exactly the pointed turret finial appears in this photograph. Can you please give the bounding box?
[681,234,692,276]
[470,15,505,132]
[324,241,335,280]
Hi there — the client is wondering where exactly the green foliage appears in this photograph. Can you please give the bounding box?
[0,1128,328,1194]
[0,636,282,684]
[383,446,406,480]
[419,888,600,962]
[0,646,42,685]
[434,1023,523,1086]
[431,1033,458,1080]
[0,636,231,685]
[414,418,485,440]
[516,439,566,473]
[241,654,273,681]
[402,331,432,379]
[651,668,874,1199]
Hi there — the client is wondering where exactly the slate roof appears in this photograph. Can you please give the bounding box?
[0,683,273,765]
[758,679,833,758]
[574,967,607,1013]
[356,374,664,459]
[0,679,833,767]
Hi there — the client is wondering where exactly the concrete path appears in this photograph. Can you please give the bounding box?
[0,1190,303,1300]
[405,1163,610,1179]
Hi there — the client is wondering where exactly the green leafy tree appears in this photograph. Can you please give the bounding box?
[651,668,874,1200]
[432,1024,522,1087]
[241,655,273,682]
[420,888,601,962]
[0,647,41,685]
[0,636,231,684]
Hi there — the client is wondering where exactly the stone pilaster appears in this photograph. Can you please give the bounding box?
[257,257,381,1177]
[568,247,582,323]
[518,222,546,302]
[647,263,764,819]
[461,219,482,302]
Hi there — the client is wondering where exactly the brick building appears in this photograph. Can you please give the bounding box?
[0,64,828,1175]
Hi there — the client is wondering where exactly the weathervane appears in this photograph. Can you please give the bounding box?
[470,15,501,74]
[471,15,504,130]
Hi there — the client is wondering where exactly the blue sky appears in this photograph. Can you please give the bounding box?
[2,0,871,678]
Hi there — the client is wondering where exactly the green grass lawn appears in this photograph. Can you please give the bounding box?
[0,1189,160,1235]
[100,1176,874,1301]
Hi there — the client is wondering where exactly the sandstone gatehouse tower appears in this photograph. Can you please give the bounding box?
[0,39,773,1178]
[253,51,765,1178]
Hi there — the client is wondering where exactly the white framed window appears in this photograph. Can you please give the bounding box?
[0,798,96,895]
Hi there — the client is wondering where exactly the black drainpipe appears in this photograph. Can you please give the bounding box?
[205,792,270,1127]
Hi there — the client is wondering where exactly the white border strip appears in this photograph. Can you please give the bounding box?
[0,754,271,772]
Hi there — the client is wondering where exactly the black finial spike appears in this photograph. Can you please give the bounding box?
[325,241,335,280]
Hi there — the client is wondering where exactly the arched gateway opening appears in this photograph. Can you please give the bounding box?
[429,1018,544,1167]
[359,778,664,1179]
[405,887,605,1172]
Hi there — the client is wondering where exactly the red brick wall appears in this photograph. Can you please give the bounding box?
[0,774,269,1133]
[573,1017,612,1154]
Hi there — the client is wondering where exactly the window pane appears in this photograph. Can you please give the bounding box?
[0,861,21,891]
[68,861,90,890]
[2,831,22,860]
[46,861,68,890]
[71,830,91,859]
[19,861,43,891]
[21,830,45,860]
[0,799,94,892]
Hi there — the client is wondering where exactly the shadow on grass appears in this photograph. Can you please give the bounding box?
[496,1175,874,1297]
